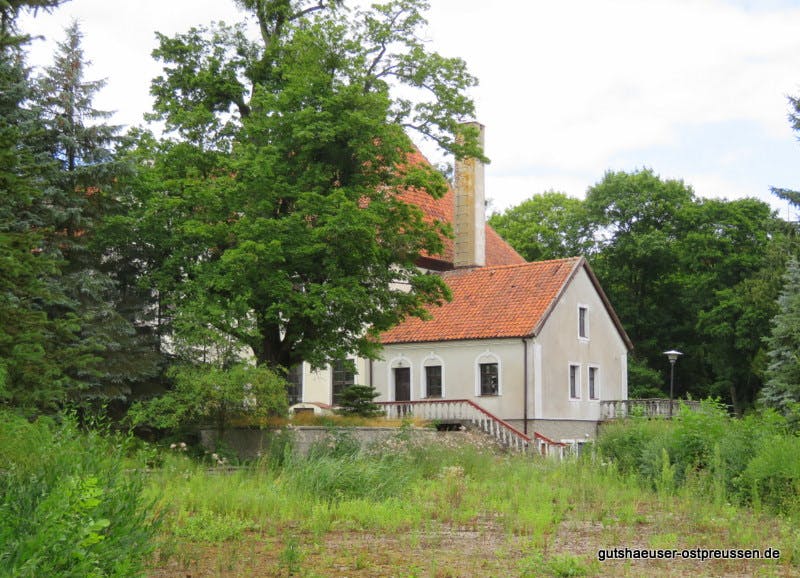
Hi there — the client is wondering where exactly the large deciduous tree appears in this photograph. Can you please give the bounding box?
[488,191,591,261]
[585,170,785,410]
[124,0,481,370]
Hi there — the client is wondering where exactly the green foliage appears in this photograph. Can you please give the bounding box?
[283,452,411,503]
[335,384,382,417]
[171,508,255,542]
[761,259,800,414]
[742,435,800,515]
[0,6,70,411]
[128,362,289,436]
[627,355,665,398]
[495,169,788,410]
[488,190,591,261]
[0,410,158,576]
[124,0,479,371]
[597,402,800,514]
[519,552,597,578]
[277,535,304,576]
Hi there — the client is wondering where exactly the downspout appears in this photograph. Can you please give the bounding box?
[523,337,529,435]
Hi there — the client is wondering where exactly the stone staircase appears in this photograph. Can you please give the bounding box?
[377,399,566,458]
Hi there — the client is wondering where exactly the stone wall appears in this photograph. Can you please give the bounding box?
[199,426,466,460]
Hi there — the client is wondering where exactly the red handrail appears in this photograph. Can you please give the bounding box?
[376,399,567,448]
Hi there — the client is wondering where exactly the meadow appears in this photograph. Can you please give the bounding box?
[3,404,800,577]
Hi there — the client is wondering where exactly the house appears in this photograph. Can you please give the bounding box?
[373,257,633,442]
[291,123,632,443]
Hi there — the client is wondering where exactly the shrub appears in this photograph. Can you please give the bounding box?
[0,410,158,576]
[335,384,383,417]
[742,435,800,515]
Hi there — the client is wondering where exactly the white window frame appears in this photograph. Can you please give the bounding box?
[588,365,600,401]
[569,363,581,400]
[475,352,502,397]
[421,353,445,399]
[578,304,590,341]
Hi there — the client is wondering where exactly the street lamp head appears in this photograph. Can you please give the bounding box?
[663,350,683,363]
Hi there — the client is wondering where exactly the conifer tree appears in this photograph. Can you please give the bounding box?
[0,0,67,409]
[33,22,160,405]
[760,259,800,413]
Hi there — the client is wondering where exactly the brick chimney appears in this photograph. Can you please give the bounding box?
[453,122,486,268]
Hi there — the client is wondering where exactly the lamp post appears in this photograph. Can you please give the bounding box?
[663,350,683,417]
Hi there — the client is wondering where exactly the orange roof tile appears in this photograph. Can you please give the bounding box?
[396,150,525,269]
[381,258,583,344]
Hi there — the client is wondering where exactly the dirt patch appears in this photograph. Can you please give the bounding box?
[147,517,796,577]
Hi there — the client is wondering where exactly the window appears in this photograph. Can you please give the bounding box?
[569,364,581,399]
[287,364,303,406]
[589,366,599,400]
[332,358,355,406]
[425,365,442,398]
[578,306,589,339]
[480,363,499,396]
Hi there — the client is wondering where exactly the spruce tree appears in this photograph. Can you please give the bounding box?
[761,258,800,413]
[33,22,160,406]
[0,0,67,410]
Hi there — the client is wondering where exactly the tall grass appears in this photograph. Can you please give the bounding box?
[147,422,800,575]
[0,410,158,577]
[596,400,800,516]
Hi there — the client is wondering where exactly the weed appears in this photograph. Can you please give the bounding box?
[278,535,304,576]
[172,508,254,542]
[519,552,596,577]
[0,410,158,576]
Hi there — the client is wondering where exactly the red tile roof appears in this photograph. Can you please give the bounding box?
[382,258,583,344]
[396,150,525,269]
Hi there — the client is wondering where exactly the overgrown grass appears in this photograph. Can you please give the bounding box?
[0,410,158,577]
[596,400,800,515]
[146,420,800,576]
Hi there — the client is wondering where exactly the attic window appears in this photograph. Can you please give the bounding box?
[578,306,589,340]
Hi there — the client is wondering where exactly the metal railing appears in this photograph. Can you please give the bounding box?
[377,399,566,457]
[600,398,701,420]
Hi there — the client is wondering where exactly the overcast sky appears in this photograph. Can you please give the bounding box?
[20,0,800,216]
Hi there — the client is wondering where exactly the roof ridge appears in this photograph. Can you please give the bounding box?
[446,256,583,275]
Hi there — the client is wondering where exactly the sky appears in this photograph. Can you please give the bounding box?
[19,0,800,217]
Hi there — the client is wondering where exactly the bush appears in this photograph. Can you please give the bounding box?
[335,384,382,417]
[743,435,800,515]
[0,410,158,576]
[596,401,800,514]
